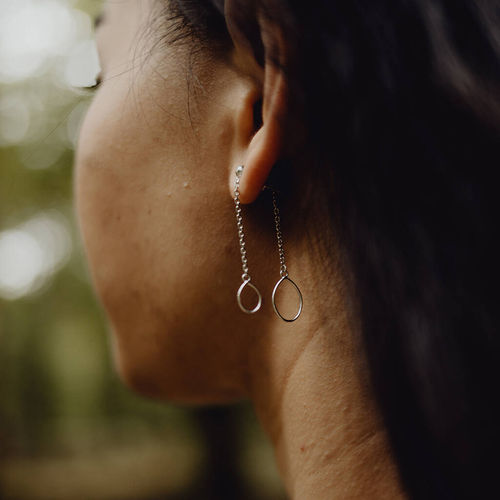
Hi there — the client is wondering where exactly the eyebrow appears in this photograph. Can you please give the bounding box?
[94,12,105,30]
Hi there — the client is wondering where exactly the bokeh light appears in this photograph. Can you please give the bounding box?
[0,0,97,84]
[0,212,72,300]
[0,0,100,153]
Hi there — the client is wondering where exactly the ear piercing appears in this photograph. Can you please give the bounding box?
[232,165,303,322]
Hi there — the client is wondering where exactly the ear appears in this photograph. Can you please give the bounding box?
[238,64,287,204]
[225,8,288,204]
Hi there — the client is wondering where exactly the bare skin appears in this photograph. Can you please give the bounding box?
[75,1,405,498]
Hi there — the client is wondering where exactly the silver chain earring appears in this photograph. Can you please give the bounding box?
[271,189,303,322]
[234,165,262,314]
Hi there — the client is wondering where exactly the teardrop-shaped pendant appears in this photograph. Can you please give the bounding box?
[237,280,263,314]
[272,276,303,322]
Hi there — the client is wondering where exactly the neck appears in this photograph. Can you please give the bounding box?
[249,259,405,499]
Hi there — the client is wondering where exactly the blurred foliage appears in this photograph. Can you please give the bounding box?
[0,1,284,498]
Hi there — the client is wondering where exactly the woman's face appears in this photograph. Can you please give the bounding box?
[75,0,275,403]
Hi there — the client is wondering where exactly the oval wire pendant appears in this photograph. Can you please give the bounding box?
[272,275,303,322]
[237,280,263,314]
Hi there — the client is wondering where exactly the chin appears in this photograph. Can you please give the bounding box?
[109,329,246,406]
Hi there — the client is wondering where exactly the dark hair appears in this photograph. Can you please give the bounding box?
[161,1,500,498]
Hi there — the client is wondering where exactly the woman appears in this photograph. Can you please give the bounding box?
[75,0,500,498]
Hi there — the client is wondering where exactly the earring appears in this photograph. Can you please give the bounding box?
[233,165,262,314]
[270,189,303,322]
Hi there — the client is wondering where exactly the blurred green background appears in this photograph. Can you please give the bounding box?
[0,1,284,498]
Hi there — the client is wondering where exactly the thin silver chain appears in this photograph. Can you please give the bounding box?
[234,166,250,282]
[272,190,288,278]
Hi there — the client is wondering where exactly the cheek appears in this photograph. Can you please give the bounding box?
[75,86,186,337]
[74,81,247,403]
[75,92,135,310]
